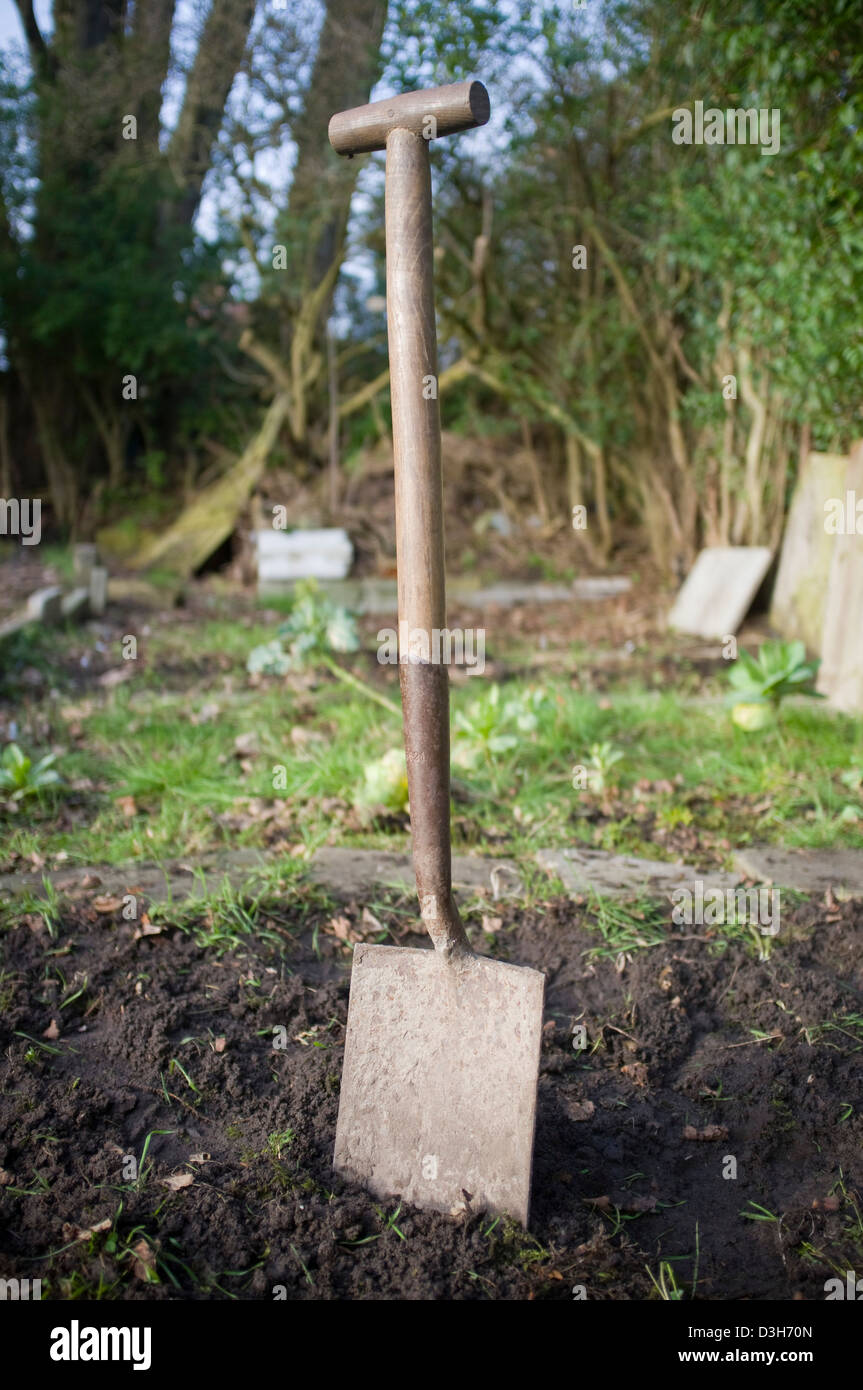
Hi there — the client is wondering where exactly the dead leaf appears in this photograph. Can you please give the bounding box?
[77,1218,111,1241]
[812,1195,841,1212]
[360,906,383,937]
[683,1124,728,1141]
[93,895,123,913]
[133,918,163,940]
[42,1019,60,1040]
[621,1062,649,1087]
[188,1153,211,1165]
[482,915,503,933]
[115,795,137,818]
[131,1238,156,1280]
[0,1169,14,1186]
[161,1172,194,1191]
[567,1100,595,1122]
[330,914,360,944]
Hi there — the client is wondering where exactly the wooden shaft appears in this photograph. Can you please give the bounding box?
[385,127,468,957]
[330,80,489,156]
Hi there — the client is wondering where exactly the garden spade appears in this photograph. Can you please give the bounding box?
[329,81,544,1225]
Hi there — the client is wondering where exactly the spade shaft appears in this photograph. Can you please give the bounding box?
[329,81,544,1226]
[385,124,468,958]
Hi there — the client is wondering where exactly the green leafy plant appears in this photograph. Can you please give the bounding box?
[0,743,62,801]
[584,740,624,793]
[248,579,359,674]
[453,684,545,769]
[356,747,409,813]
[247,580,398,715]
[728,640,823,730]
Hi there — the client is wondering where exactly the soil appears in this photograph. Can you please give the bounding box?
[1,886,861,1301]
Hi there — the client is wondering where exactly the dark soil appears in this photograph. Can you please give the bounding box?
[1,887,862,1300]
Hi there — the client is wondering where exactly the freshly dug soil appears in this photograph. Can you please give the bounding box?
[1,888,861,1300]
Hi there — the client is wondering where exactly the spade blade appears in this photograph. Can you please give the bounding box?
[334,943,544,1225]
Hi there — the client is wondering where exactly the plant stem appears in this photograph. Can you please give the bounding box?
[320,656,401,717]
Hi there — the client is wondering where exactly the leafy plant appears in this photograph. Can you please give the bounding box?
[356,748,409,813]
[728,640,823,730]
[453,684,545,769]
[584,740,624,793]
[247,581,399,716]
[0,743,62,801]
[248,580,359,674]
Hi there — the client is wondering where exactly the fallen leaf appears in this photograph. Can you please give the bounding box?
[683,1124,728,1142]
[567,1100,595,1122]
[621,1062,649,1087]
[115,795,137,818]
[330,914,360,944]
[77,1218,111,1241]
[42,1019,60,1040]
[131,1238,156,1280]
[93,895,123,913]
[188,1153,211,1165]
[360,906,383,937]
[812,1195,841,1212]
[133,919,163,940]
[161,1172,194,1191]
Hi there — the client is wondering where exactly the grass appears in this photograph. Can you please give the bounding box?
[1,615,861,872]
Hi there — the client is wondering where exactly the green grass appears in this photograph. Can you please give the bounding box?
[1,617,861,869]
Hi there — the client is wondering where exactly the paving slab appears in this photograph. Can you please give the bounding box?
[26,585,64,625]
[308,846,523,899]
[0,847,524,906]
[535,847,738,897]
[732,846,863,898]
[668,546,772,638]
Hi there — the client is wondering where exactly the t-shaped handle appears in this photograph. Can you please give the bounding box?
[329,79,490,156]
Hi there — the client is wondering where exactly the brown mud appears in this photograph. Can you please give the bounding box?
[1,889,861,1300]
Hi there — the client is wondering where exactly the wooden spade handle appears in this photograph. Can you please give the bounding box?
[329,80,489,156]
[385,127,470,959]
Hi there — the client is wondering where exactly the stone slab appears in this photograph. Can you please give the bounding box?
[535,847,738,897]
[771,450,850,653]
[817,442,863,712]
[26,586,64,625]
[668,546,773,639]
[61,587,90,620]
[732,846,863,898]
[255,527,353,584]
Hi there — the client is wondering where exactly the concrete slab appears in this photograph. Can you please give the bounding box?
[732,846,863,898]
[771,450,849,653]
[817,442,863,713]
[535,847,738,898]
[668,546,773,638]
[61,588,90,620]
[26,586,63,625]
[256,528,353,586]
[308,846,523,900]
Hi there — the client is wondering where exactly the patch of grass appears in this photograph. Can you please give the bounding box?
[3,619,860,868]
